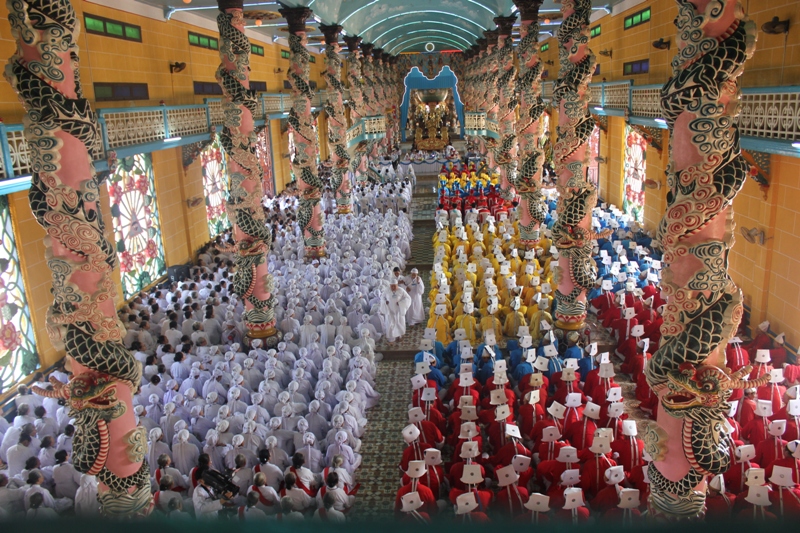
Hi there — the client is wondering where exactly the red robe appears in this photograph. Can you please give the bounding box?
[563,417,598,452]
[705,492,736,520]
[399,440,433,472]
[724,460,759,495]
[448,461,486,492]
[519,403,545,439]
[401,464,445,500]
[579,454,617,499]
[493,485,529,516]
[742,417,770,447]
[611,435,645,472]
[768,485,800,518]
[590,484,621,515]
[745,332,771,359]
[394,482,437,516]
[553,507,591,523]
[766,456,800,485]
[754,436,787,471]
[491,441,531,468]
[757,382,786,416]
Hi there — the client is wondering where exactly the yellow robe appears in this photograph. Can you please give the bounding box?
[426,314,452,344]
[503,311,526,338]
[479,315,502,338]
[453,314,478,344]
[530,310,553,340]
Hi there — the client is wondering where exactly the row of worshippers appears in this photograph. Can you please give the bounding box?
[426,208,563,352]
[0,180,415,521]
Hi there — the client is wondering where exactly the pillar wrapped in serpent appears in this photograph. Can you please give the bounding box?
[360,43,378,117]
[551,0,598,331]
[493,15,518,202]
[319,24,351,214]
[280,6,325,257]
[216,1,276,338]
[644,0,762,519]
[5,0,151,516]
[344,35,369,184]
[513,0,548,248]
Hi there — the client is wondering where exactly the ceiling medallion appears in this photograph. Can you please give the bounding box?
[425,42,435,52]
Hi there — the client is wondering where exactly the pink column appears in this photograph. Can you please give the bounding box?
[216,1,277,338]
[645,0,763,519]
[494,15,518,202]
[7,0,150,515]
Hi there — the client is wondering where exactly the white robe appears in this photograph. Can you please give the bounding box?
[404,276,425,326]
[378,287,411,342]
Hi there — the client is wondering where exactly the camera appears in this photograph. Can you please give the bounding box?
[201,469,240,498]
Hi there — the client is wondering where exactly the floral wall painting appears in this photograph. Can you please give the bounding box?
[0,196,39,393]
[107,153,167,299]
[201,137,231,238]
[623,125,647,223]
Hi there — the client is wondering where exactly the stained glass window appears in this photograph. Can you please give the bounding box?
[256,128,276,197]
[0,196,39,393]
[587,125,600,188]
[107,153,166,299]
[201,137,231,237]
[623,125,647,223]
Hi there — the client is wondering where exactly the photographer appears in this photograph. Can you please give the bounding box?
[191,462,234,519]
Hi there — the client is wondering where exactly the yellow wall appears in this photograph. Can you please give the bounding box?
[538,0,800,88]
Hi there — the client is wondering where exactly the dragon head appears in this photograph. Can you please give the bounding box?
[663,364,770,414]
[67,374,121,414]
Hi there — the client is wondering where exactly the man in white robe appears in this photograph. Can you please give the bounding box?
[404,269,425,326]
[378,281,411,344]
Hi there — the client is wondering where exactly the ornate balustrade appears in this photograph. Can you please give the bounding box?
[346,115,386,148]
[2,84,799,195]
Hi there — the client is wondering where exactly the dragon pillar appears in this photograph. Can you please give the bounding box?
[494,15,518,202]
[5,0,151,516]
[280,5,326,258]
[644,0,760,519]
[513,0,548,248]
[320,24,351,215]
[552,0,597,331]
[216,1,277,339]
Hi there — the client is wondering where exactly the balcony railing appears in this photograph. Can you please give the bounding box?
[346,115,387,148]
[3,83,800,195]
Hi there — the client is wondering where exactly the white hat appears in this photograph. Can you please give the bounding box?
[533,356,550,372]
[618,489,640,509]
[459,422,479,439]
[631,325,645,337]
[788,399,800,417]
[584,402,601,420]
[755,349,771,363]
[415,361,431,375]
[599,363,616,379]
[770,465,795,487]
[402,424,421,443]
[605,465,625,485]
[709,474,726,493]
[758,321,770,332]
[589,436,612,454]
[622,420,638,437]
[406,460,427,479]
[770,368,784,384]
[496,464,520,487]
[401,492,424,512]
[524,493,550,513]
[565,392,582,408]
[744,485,771,507]
[455,492,479,515]
[775,333,786,345]
[506,423,522,440]
[495,404,511,421]
[459,372,475,388]
[542,426,562,442]
[421,388,437,403]
[557,446,578,463]
[562,488,585,510]
[411,375,426,390]
[527,390,541,405]
[513,454,532,474]
[755,399,773,418]
[607,387,623,402]
[460,405,478,421]
[547,401,566,419]
[408,407,425,424]
[746,468,766,487]
[768,419,787,437]
[560,469,580,487]
[490,388,508,406]
[494,370,509,386]
[425,448,442,466]
[608,402,625,418]
[562,367,578,381]
[736,444,756,462]
[423,328,436,340]
[460,440,479,459]
[460,463,483,486]
[419,339,434,351]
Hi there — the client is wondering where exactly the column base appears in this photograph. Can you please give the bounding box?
[555,313,586,331]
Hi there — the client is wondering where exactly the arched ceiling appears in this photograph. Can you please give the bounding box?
[142,0,621,53]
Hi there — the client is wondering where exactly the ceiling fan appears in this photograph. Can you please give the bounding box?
[740,226,768,245]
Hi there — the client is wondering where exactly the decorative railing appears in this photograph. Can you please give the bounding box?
[2,84,800,194]
[346,115,386,148]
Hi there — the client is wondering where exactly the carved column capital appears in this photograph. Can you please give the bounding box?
[319,23,342,45]
[512,0,544,22]
[218,0,244,10]
[343,35,362,53]
[476,39,487,52]
[360,42,374,58]
[484,29,499,48]
[278,5,312,34]
[494,15,517,38]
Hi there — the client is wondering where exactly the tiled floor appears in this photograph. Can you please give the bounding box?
[353,360,412,520]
